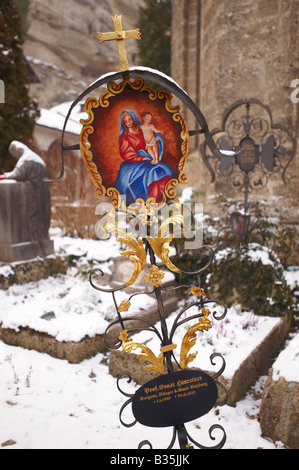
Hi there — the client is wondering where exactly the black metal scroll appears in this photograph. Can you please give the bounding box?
[89,236,228,449]
[201,98,296,205]
[201,98,296,244]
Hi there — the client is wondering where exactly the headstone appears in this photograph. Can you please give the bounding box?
[0,141,53,263]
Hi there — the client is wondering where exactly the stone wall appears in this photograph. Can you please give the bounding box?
[171,0,299,220]
[170,0,201,142]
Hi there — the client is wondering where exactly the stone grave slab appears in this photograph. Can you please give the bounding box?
[0,256,68,290]
[109,314,291,406]
[0,291,179,364]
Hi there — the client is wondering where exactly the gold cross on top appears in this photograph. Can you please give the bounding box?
[97,15,141,72]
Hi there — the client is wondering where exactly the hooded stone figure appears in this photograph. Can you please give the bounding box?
[0,141,51,241]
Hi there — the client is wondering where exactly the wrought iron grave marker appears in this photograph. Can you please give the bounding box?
[201,99,296,242]
[50,15,238,449]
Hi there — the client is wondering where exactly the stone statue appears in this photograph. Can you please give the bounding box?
[1,141,51,240]
[0,141,53,262]
[4,141,49,181]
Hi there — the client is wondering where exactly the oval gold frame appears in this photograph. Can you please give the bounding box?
[79,76,189,209]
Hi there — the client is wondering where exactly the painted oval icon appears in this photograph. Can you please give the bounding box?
[79,77,189,208]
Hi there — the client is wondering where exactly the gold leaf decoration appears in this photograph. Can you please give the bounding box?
[180,307,212,370]
[190,287,206,297]
[119,330,165,376]
[146,235,180,273]
[118,299,131,312]
[103,199,185,287]
[118,236,147,287]
[158,198,184,239]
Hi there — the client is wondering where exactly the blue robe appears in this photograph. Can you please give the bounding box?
[114,110,172,205]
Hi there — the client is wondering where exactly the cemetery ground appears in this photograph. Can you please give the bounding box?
[0,219,298,449]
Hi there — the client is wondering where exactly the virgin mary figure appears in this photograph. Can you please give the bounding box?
[114,110,172,205]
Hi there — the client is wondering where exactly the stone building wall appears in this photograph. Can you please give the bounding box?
[170,0,201,142]
[171,0,299,220]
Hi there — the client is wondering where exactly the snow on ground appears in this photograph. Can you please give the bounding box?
[0,275,136,343]
[0,232,298,449]
[272,332,299,383]
[53,231,122,263]
[0,344,284,450]
[0,271,157,343]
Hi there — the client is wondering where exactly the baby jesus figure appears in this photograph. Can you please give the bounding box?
[141,112,164,164]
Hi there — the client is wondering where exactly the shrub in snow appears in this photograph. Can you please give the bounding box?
[171,196,298,320]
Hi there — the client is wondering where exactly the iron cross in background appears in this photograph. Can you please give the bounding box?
[201,98,296,208]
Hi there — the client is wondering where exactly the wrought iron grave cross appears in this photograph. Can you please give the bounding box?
[52,15,232,449]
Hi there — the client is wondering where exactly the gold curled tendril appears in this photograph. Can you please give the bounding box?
[180,308,212,370]
[146,198,183,274]
[119,330,165,376]
[158,198,184,239]
[146,235,180,274]
[104,209,147,287]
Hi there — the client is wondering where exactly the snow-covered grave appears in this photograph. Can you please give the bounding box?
[0,230,298,448]
[0,230,294,404]
[109,301,290,406]
[0,233,177,363]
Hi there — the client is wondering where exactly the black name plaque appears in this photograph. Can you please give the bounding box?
[132,369,218,428]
